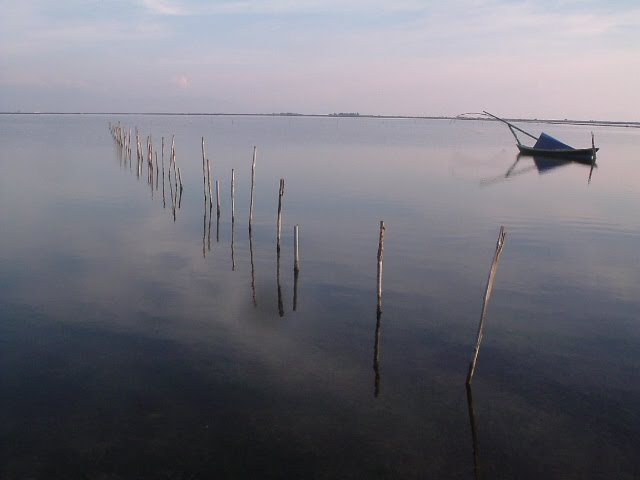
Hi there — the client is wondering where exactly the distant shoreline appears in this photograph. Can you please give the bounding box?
[1,111,638,128]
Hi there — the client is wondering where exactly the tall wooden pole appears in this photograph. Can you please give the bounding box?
[249,146,257,231]
[231,169,236,224]
[376,221,385,315]
[202,137,207,204]
[466,226,507,385]
[207,158,213,211]
[216,180,221,218]
[294,225,300,274]
[276,179,285,252]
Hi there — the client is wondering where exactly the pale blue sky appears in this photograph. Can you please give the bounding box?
[1,0,639,119]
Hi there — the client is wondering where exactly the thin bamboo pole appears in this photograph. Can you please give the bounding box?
[466,226,507,385]
[161,137,165,208]
[231,169,235,224]
[294,225,300,274]
[376,221,385,315]
[202,137,207,204]
[207,158,213,211]
[249,146,257,231]
[216,180,221,218]
[276,179,285,252]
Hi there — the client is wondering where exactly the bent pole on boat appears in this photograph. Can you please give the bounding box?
[482,111,538,144]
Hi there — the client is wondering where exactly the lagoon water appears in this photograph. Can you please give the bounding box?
[1,114,639,478]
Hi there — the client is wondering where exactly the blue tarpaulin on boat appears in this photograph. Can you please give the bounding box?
[534,132,574,150]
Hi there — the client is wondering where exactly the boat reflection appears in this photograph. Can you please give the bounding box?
[481,154,596,186]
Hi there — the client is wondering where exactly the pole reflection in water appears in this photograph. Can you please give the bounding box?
[277,249,284,317]
[231,218,236,271]
[293,268,299,312]
[588,163,597,185]
[202,206,207,258]
[373,306,381,397]
[249,229,257,307]
[207,205,212,253]
[293,225,300,312]
[466,384,481,479]
[161,138,165,208]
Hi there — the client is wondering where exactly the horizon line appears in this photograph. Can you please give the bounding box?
[1,111,639,127]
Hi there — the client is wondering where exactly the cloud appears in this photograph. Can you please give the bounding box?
[141,0,187,15]
[173,74,191,89]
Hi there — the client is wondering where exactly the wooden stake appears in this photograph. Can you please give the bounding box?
[294,225,300,274]
[293,224,300,312]
[376,221,385,314]
[215,179,221,218]
[207,158,213,210]
[231,169,235,224]
[161,137,165,208]
[249,146,257,230]
[202,137,207,204]
[276,179,285,252]
[466,226,507,385]
[172,139,178,195]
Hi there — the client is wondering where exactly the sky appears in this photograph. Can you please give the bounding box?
[0,0,639,120]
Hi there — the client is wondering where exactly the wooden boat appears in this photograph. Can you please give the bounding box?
[483,111,598,162]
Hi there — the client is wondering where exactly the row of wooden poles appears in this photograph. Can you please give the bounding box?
[111,121,503,384]
[110,122,302,315]
[198,140,300,315]
[109,121,185,220]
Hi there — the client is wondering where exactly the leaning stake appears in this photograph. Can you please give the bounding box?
[249,146,257,231]
[376,221,385,315]
[231,169,236,224]
[294,224,300,274]
[276,179,285,252]
[466,226,507,385]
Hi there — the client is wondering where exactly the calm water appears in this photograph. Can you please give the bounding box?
[1,114,639,479]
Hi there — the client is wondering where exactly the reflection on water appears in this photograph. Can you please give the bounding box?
[466,384,481,480]
[2,115,640,478]
[481,154,595,186]
[373,306,382,398]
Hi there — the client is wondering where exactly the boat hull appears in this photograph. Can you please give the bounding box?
[517,144,598,162]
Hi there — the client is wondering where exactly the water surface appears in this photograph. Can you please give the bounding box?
[0,114,639,478]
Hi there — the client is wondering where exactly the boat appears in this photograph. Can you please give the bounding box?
[483,111,598,162]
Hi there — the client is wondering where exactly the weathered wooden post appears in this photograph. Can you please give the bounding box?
[276,179,285,252]
[249,146,257,231]
[207,158,213,211]
[293,225,300,312]
[202,137,207,204]
[161,137,166,208]
[231,169,236,224]
[216,180,221,218]
[294,224,300,274]
[466,226,507,385]
[376,221,385,315]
